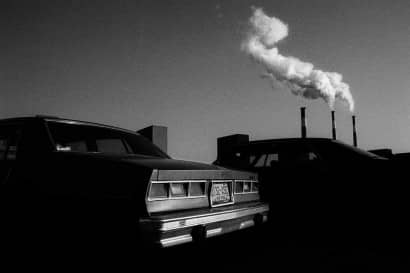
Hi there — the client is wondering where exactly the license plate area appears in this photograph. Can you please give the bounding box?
[210,181,234,207]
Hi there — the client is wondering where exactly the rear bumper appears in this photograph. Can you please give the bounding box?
[139,202,269,247]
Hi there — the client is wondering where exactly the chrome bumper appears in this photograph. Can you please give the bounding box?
[140,203,269,247]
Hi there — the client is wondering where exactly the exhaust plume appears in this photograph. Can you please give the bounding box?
[242,8,354,112]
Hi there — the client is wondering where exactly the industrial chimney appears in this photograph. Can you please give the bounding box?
[300,107,307,138]
[352,115,358,147]
[331,110,337,140]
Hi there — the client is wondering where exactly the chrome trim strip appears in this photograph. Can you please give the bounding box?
[234,191,259,195]
[160,234,192,247]
[148,195,206,202]
[206,228,222,238]
[151,180,208,183]
[154,205,269,231]
[44,118,139,136]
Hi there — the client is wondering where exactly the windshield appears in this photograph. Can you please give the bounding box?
[47,121,169,158]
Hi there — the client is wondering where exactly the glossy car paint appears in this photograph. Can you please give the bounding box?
[214,136,409,248]
[0,116,268,248]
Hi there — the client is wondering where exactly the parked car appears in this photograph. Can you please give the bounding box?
[214,135,409,247]
[0,116,268,249]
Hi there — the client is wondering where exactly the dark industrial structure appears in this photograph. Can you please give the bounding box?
[300,107,307,138]
[331,110,337,140]
[352,115,358,147]
[138,125,168,154]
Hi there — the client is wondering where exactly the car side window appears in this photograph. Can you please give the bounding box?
[308,152,318,160]
[253,154,267,167]
[6,141,17,160]
[47,121,169,157]
[265,153,279,167]
[56,140,88,152]
[0,125,21,161]
[278,144,320,163]
[249,155,256,165]
[250,152,279,168]
[0,138,6,160]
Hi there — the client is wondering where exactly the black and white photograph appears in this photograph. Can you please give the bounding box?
[1,0,409,271]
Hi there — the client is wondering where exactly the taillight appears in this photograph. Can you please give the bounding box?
[148,181,206,201]
[170,183,188,197]
[235,182,243,193]
[189,182,206,196]
[149,183,169,199]
[252,182,259,192]
[243,182,251,192]
[235,180,259,194]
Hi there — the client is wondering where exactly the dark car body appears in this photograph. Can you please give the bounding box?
[214,135,409,247]
[0,117,268,248]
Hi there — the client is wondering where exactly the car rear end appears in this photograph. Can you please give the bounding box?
[39,117,268,248]
[140,169,269,247]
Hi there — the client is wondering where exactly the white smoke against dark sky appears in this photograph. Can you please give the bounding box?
[242,7,354,112]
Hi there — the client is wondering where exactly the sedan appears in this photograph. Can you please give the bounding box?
[0,116,268,250]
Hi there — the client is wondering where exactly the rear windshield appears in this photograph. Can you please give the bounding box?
[47,121,169,158]
[234,139,385,168]
[313,140,385,161]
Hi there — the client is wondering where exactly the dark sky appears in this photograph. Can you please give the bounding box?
[2,0,410,162]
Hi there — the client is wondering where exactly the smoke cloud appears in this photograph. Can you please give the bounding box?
[242,8,354,112]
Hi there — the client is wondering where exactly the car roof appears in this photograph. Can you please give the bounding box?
[248,137,340,145]
[0,115,139,135]
[236,137,355,151]
[237,137,385,159]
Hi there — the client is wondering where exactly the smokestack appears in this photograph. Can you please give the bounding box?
[331,110,337,140]
[300,107,307,138]
[352,115,358,147]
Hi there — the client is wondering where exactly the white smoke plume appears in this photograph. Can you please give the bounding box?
[242,8,354,112]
